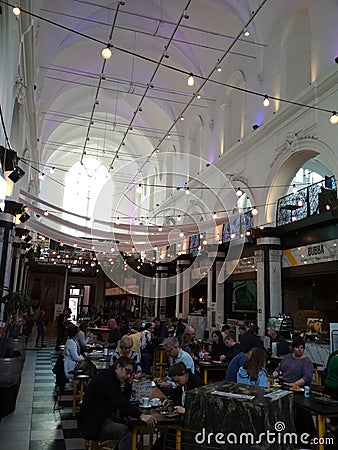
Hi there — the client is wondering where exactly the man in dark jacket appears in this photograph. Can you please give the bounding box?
[77,357,156,449]
[240,325,263,353]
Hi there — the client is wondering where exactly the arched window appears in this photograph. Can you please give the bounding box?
[62,157,109,235]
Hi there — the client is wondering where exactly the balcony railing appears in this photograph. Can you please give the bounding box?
[276,176,337,227]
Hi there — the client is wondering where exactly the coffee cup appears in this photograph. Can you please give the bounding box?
[141,397,150,407]
[151,398,161,406]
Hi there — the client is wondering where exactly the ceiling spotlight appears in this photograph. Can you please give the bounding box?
[13,6,21,16]
[183,10,189,19]
[101,45,112,60]
[243,29,250,37]
[236,187,243,197]
[263,95,270,107]
[19,212,30,223]
[329,111,338,125]
[187,73,195,87]
[8,166,25,183]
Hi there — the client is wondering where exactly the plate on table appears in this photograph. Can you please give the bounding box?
[290,386,304,392]
[139,403,152,409]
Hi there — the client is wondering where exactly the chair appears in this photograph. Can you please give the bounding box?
[83,440,118,450]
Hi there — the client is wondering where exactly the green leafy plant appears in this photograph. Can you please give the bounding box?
[1,289,32,338]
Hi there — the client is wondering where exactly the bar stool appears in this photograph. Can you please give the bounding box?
[83,439,118,449]
[69,370,89,417]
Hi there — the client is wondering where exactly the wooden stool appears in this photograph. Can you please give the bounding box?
[72,373,90,416]
[83,439,118,449]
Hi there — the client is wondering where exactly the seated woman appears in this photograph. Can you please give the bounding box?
[272,336,313,387]
[210,330,227,361]
[273,336,315,438]
[63,325,90,378]
[77,321,95,353]
[110,335,142,379]
[237,347,269,387]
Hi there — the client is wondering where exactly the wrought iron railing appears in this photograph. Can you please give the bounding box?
[276,176,337,227]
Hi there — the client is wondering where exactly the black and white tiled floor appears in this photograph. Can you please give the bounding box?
[0,339,84,450]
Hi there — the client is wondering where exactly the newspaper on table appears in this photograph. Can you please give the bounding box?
[264,389,292,400]
[211,390,256,400]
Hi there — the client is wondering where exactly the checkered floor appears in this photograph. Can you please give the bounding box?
[0,340,85,450]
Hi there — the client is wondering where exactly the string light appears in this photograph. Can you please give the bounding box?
[39,172,45,180]
[136,183,142,194]
[49,167,55,174]
[212,212,217,219]
[186,187,190,195]
[251,206,258,216]
[187,73,195,86]
[13,6,21,16]
[236,187,243,197]
[292,184,297,194]
[101,45,112,60]
[115,217,120,225]
[263,95,270,107]
[243,29,250,37]
[330,111,338,125]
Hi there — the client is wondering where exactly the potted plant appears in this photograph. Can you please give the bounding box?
[0,289,32,356]
[0,289,32,419]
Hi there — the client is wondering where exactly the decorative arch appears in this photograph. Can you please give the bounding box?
[265,139,337,224]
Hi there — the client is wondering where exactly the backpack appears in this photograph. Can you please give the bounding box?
[52,354,68,391]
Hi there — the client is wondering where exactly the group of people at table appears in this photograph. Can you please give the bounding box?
[56,313,338,448]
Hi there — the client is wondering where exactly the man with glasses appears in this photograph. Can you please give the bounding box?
[78,356,156,449]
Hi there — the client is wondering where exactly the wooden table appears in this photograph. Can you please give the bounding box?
[130,410,183,450]
[293,394,338,450]
[195,360,227,384]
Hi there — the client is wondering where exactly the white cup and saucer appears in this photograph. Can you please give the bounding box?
[150,397,162,407]
[140,397,151,408]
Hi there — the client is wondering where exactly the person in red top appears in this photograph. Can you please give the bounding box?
[35,310,47,348]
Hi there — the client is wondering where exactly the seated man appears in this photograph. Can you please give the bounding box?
[78,356,156,450]
[155,337,195,389]
[220,334,241,364]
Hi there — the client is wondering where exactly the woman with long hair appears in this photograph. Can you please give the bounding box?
[210,330,227,361]
[237,347,268,387]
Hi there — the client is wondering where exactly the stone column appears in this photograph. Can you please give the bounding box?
[206,249,225,331]
[175,257,190,318]
[254,236,282,334]
[155,263,168,319]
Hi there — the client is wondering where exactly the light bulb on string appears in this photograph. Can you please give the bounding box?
[236,187,243,197]
[251,206,258,216]
[212,212,217,219]
[101,45,112,60]
[243,29,250,37]
[187,73,195,87]
[263,95,270,107]
[13,6,21,16]
[292,184,297,194]
[50,167,55,174]
[330,111,338,125]
[115,217,120,225]
[136,184,142,194]
[177,215,181,222]
[186,187,190,195]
